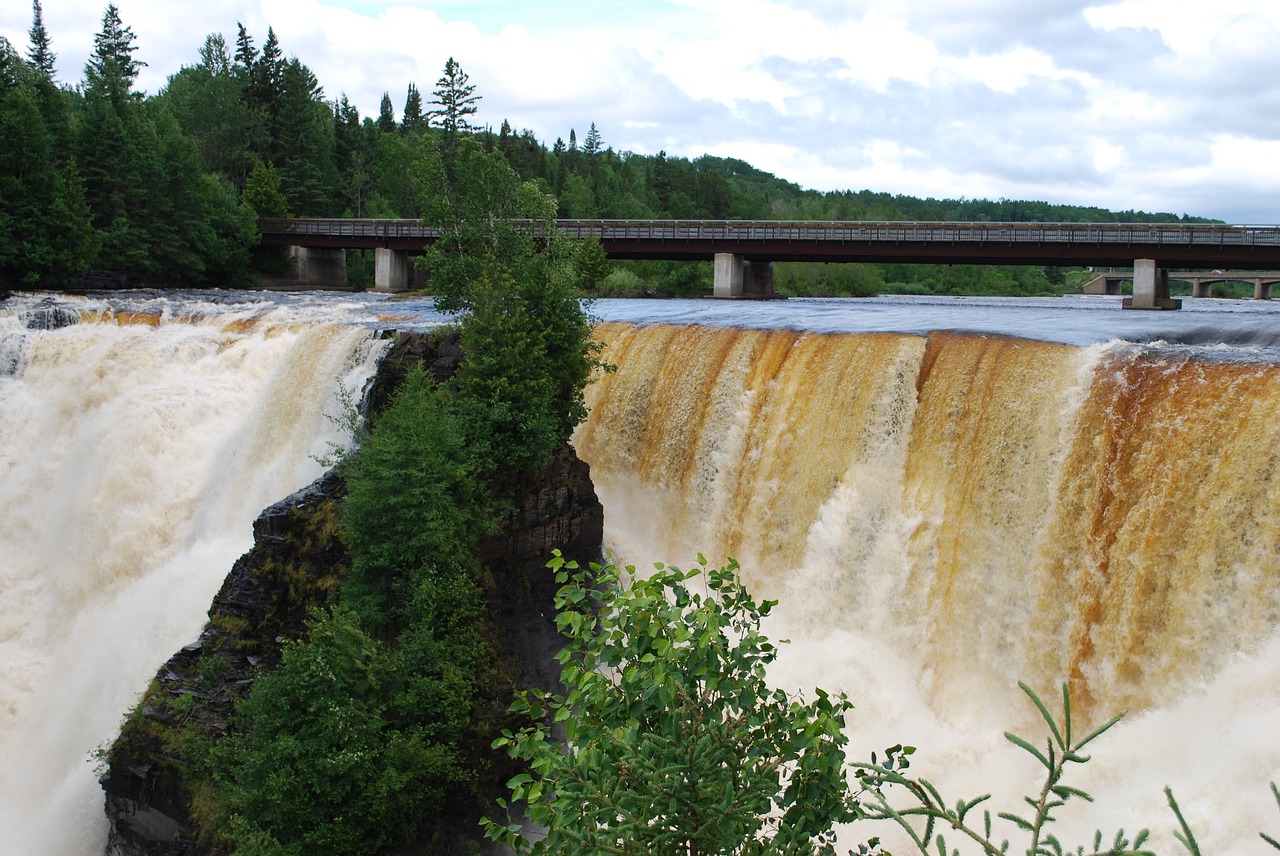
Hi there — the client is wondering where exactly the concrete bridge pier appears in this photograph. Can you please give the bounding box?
[1123,259,1181,310]
[1255,280,1271,300]
[713,253,777,299]
[374,248,426,293]
[1193,281,1212,298]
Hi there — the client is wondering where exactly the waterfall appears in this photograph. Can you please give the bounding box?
[0,296,385,856]
[575,321,1280,853]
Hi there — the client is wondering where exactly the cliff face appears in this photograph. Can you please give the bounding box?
[100,331,604,855]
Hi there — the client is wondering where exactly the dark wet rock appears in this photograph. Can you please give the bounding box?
[23,297,81,330]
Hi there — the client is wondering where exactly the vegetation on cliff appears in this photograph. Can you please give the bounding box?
[96,109,612,853]
[194,141,606,852]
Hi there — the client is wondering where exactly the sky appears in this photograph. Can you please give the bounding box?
[4,0,1280,223]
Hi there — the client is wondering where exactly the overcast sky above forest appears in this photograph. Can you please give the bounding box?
[5,0,1280,223]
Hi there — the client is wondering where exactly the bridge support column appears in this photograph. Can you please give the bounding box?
[1123,259,1181,310]
[714,253,744,298]
[1193,280,1212,298]
[374,248,425,294]
[1255,280,1271,300]
[714,254,778,299]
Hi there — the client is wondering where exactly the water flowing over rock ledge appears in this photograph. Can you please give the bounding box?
[100,331,604,855]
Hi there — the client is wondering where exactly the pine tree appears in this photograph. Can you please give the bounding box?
[401,82,424,134]
[86,4,144,89]
[275,58,338,215]
[582,122,602,157]
[233,23,257,72]
[377,91,396,134]
[429,57,480,140]
[27,0,55,78]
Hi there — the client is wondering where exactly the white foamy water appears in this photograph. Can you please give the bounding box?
[0,294,386,856]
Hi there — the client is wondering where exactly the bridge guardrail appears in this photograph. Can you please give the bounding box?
[258,218,1280,249]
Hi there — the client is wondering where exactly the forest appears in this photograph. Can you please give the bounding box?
[0,2,1211,296]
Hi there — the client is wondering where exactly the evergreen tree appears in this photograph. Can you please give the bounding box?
[249,26,285,163]
[0,50,55,281]
[429,57,480,141]
[377,90,396,134]
[26,0,55,78]
[582,122,602,157]
[160,34,256,187]
[401,81,423,134]
[79,3,156,271]
[275,58,338,215]
[87,3,144,89]
[233,23,257,72]
[334,94,378,216]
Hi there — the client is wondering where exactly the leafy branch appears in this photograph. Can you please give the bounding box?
[850,682,1153,856]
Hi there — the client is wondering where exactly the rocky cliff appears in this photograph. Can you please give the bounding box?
[100,330,604,855]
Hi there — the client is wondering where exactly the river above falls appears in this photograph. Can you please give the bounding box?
[10,290,1280,357]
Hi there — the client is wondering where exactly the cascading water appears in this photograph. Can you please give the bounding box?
[574,320,1280,854]
[0,294,386,856]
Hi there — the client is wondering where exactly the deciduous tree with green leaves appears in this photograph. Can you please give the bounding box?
[417,135,603,477]
[486,552,861,856]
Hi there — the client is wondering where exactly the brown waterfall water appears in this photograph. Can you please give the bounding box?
[574,321,1280,853]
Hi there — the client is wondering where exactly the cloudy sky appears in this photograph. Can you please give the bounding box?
[4,0,1280,223]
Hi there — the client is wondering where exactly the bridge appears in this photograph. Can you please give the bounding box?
[1083,270,1280,300]
[258,218,1280,309]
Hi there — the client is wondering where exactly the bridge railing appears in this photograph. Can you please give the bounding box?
[258,218,1280,247]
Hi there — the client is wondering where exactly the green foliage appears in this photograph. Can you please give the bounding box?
[1264,783,1280,851]
[216,606,467,856]
[430,57,481,142]
[851,683,1151,856]
[243,160,289,218]
[340,364,489,628]
[775,262,883,298]
[573,233,613,289]
[456,272,564,477]
[419,136,605,477]
[487,552,860,856]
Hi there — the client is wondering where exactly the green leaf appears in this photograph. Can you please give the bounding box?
[1004,732,1051,769]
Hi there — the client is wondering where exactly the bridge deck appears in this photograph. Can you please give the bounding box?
[258,218,1280,269]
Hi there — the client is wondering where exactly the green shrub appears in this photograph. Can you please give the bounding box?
[340,364,489,629]
[218,608,465,856]
[487,552,860,855]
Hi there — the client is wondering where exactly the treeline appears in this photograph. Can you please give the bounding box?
[0,2,1211,294]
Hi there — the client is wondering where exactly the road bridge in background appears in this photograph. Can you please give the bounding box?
[1084,269,1280,300]
[258,218,1280,309]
